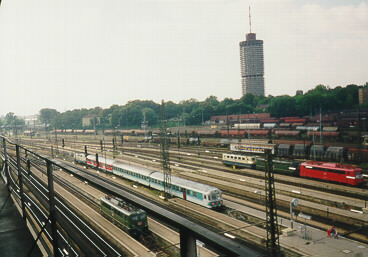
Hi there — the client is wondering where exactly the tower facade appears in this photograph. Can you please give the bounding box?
[240,33,265,96]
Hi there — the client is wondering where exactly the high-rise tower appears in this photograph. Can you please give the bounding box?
[240,7,264,96]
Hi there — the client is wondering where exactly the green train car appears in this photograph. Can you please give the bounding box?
[255,158,300,176]
[100,196,148,236]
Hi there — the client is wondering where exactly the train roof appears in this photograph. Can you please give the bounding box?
[113,161,155,177]
[100,196,145,216]
[223,153,256,158]
[90,155,221,194]
[87,154,115,165]
[301,161,362,171]
[150,172,220,194]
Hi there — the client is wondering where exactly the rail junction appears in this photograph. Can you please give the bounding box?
[2,134,368,256]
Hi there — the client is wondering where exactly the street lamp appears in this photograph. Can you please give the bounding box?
[290,198,299,229]
[254,190,262,204]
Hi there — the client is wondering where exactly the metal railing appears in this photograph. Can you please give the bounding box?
[0,135,264,256]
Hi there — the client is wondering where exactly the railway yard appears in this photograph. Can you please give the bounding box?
[2,134,368,256]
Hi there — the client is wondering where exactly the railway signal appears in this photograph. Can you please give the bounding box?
[26,159,31,175]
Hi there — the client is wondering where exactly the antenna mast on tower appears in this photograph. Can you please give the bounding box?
[249,6,252,33]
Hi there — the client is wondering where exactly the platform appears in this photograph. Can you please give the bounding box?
[0,179,42,257]
[225,199,368,257]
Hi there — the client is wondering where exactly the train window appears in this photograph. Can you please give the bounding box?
[193,192,197,197]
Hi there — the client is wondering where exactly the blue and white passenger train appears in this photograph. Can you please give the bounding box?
[75,153,223,209]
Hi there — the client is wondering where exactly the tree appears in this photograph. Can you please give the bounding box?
[241,93,255,107]
[205,95,220,107]
[142,108,158,126]
[267,96,297,117]
[39,108,59,125]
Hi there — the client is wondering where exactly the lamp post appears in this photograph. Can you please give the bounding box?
[290,198,299,229]
[254,190,262,204]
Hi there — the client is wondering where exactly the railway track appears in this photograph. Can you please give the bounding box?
[14,137,368,243]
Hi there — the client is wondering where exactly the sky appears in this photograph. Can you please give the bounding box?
[0,0,367,116]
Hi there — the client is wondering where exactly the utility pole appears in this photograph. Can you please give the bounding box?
[357,106,362,163]
[93,117,97,137]
[226,115,229,139]
[142,109,148,141]
[264,149,281,256]
[14,116,17,143]
[201,109,204,125]
[319,106,322,144]
[160,100,171,200]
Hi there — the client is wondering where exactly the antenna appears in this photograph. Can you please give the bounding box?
[249,6,252,33]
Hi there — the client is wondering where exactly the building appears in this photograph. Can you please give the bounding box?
[240,32,265,96]
[24,115,44,130]
[359,88,368,105]
[82,115,101,127]
[210,113,270,125]
[296,90,304,96]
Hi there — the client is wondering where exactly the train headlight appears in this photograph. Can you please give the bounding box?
[212,202,214,205]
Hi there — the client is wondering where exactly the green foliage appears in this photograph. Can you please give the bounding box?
[3,112,25,127]
[266,95,297,117]
[39,108,59,125]
[33,83,365,129]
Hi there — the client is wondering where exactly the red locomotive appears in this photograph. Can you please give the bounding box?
[300,161,365,186]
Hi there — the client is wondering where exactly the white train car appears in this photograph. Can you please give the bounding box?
[113,162,154,188]
[78,154,223,209]
[222,153,256,169]
[230,143,276,154]
[86,154,114,172]
[233,123,261,130]
[75,152,86,164]
[149,172,223,208]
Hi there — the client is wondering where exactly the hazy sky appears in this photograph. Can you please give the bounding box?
[0,0,367,116]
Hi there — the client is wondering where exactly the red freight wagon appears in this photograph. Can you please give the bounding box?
[284,118,307,123]
[307,131,340,137]
[248,130,270,135]
[300,161,365,186]
[275,130,300,136]
[220,130,246,137]
[280,117,300,121]
[259,118,280,123]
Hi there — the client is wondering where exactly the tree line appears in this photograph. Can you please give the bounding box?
[1,83,366,130]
